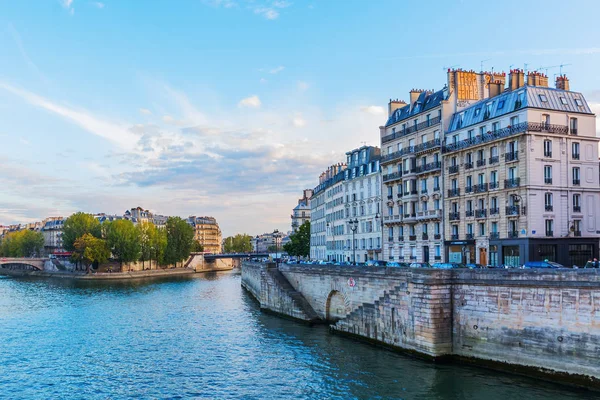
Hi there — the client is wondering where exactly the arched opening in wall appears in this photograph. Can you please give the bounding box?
[325,290,347,323]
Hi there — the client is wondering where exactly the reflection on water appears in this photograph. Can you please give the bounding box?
[0,272,597,399]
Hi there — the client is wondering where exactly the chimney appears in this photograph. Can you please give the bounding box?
[488,81,503,98]
[527,71,549,87]
[509,69,525,90]
[388,99,406,117]
[556,75,570,91]
[409,89,423,106]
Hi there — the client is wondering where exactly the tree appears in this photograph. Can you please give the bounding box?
[191,241,204,253]
[0,230,44,257]
[223,234,253,253]
[164,217,195,267]
[104,219,141,271]
[62,212,101,252]
[152,227,168,268]
[72,233,110,273]
[267,245,278,253]
[283,221,310,257]
[137,221,157,270]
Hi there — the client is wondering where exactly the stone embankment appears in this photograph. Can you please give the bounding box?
[241,262,600,389]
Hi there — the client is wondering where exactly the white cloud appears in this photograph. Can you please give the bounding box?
[254,7,279,19]
[239,95,262,108]
[61,0,75,14]
[292,115,306,127]
[297,81,309,91]
[162,115,174,123]
[360,105,385,115]
[92,2,105,8]
[6,24,49,85]
[0,81,140,151]
[139,108,152,115]
[273,0,291,8]
[269,66,285,74]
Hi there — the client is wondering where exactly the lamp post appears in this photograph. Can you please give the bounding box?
[273,229,279,266]
[348,218,359,265]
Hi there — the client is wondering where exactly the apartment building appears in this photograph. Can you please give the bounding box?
[442,71,600,267]
[187,216,222,253]
[291,189,313,233]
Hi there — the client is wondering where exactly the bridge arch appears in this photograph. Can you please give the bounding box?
[325,290,349,323]
[0,262,43,271]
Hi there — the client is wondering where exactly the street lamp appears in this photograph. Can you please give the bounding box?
[348,218,359,265]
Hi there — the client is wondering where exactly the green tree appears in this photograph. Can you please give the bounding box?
[0,230,44,257]
[283,221,310,257]
[191,241,204,253]
[62,212,101,252]
[164,217,195,267]
[153,227,168,268]
[104,219,141,271]
[137,221,157,270]
[72,233,110,273]
[223,234,253,253]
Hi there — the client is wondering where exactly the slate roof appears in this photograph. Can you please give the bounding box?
[385,88,448,127]
[448,86,593,133]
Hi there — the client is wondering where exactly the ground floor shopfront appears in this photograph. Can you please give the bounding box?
[446,237,599,267]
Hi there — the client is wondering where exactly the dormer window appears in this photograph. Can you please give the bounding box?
[474,108,481,117]
[497,99,505,109]
[539,94,548,102]
[575,98,583,107]
[560,97,568,105]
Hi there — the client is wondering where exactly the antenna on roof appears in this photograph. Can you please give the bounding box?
[480,59,491,72]
[443,65,459,71]
[559,63,572,75]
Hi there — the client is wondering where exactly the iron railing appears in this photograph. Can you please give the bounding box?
[382,116,441,144]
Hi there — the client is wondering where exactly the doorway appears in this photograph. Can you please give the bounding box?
[479,248,487,265]
[423,246,429,263]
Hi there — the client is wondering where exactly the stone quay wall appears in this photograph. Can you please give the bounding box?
[241,262,600,387]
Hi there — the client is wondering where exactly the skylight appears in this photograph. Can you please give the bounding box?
[575,99,584,107]
[539,94,548,102]
[560,97,568,105]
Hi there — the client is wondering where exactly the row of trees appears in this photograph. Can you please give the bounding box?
[0,230,45,257]
[283,221,310,257]
[223,234,253,253]
[63,212,195,272]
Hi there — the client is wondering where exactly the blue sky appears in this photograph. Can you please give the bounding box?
[1,0,600,236]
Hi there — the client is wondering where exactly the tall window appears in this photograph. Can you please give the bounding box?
[466,176,473,189]
[478,198,485,210]
[433,176,440,190]
[573,220,581,234]
[573,194,581,212]
[451,179,457,190]
[479,222,485,236]
[388,227,394,239]
[491,221,498,233]
[570,117,578,134]
[435,222,440,234]
[510,115,519,126]
[452,225,459,236]
[507,140,518,154]
[572,142,580,159]
[491,146,498,157]
[468,130,474,140]
[467,224,473,235]
[545,220,554,236]
[544,165,552,184]
[451,156,457,167]
[434,198,440,209]
[492,121,500,132]
[479,125,487,135]
[478,173,485,185]
[466,200,473,212]
[466,152,473,164]
[545,192,553,211]
[544,140,552,157]
[490,170,498,184]
[491,197,498,209]
[573,167,581,185]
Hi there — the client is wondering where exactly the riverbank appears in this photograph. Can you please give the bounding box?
[0,265,234,281]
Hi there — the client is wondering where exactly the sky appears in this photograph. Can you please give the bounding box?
[1,0,600,237]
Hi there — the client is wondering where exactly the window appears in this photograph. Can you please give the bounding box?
[573,167,580,185]
[421,134,427,144]
[452,225,459,236]
[510,116,519,126]
[453,135,458,144]
[433,176,440,190]
[497,99,505,109]
[435,245,441,257]
[491,221,498,233]
[466,152,473,164]
[515,91,525,109]
[544,165,552,184]
[478,198,485,210]
[491,197,498,209]
[387,186,393,196]
[457,112,465,128]
[492,122,500,132]
[466,176,472,188]
[484,102,493,118]
[545,220,554,235]
[560,97,568,105]
[539,94,548,102]
[479,223,485,236]
[575,98,583,107]
[451,179,457,190]
[572,142,580,159]
[508,167,516,180]
[435,223,440,234]
[466,200,473,212]
[388,227,394,239]
[490,170,498,184]
[468,129,474,140]
[479,126,487,135]
[451,156,457,167]
[570,117,578,134]
[478,173,485,185]
[545,192,553,211]
[434,130,440,140]
[434,198,440,209]
[467,224,473,235]
[474,108,481,117]
[573,194,581,212]
[543,140,552,157]
[477,149,484,161]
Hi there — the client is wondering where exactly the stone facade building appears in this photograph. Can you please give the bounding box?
[291,189,313,233]
[443,71,600,267]
[187,216,222,253]
[42,217,65,255]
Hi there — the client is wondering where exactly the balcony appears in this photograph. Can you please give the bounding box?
[490,232,500,239]
[451,234,459,240]
[403,213,417,223]
[422,233,429,240]
[434,255,442,260]
[434,233,441,240]
[449,165,459,174]
[421,189,428,194]
[504,178,520,188]
[476,209,487,218]
[489,181,499,190]
[545,178,553,184]
[508,231,519,238]
[410,189,418,195]
[545,205,553,212]
[465,210,474,217]
[573,205,582,213]
[476,159,486,167]
[573,153,580,160]
[397,193,403,199]
[448,188,460,197]
[490,207,499,215]
[474,183,488,193]
[416,161,442,174]
[574,231,582,237]
[414,138,442,154]
[382,115,441,144]
[489,156,499,164]
[409,235,417,241]
[505,152,519,162]
[387,195,393,200]
[398,236,404,242]
[465,186,473,194]
[465,162,473,170]
[433,186,440,192]
[449,212,460,221]
[384,214,403,224]
[388,236,394,242]
[383,171,403,183]
[546,231,553,237]
[417,209,442,221]
[571,128,578,135]
[506,205,521,216]
[466,233,474,240]
[573,179,581,186]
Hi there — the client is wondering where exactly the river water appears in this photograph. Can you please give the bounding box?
[0,271,597,400]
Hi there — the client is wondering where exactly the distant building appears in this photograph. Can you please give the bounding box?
[42,217,65,255]
[187,216,222,253]
[254,231,284,253]
[291,189,313,233]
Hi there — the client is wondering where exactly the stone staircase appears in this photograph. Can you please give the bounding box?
[265,268,321,323]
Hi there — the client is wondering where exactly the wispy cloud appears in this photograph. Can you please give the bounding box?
[254,7,279,19]
[361,105,385,115]
[203,0,291,20]
[6,24,49,85]
[61,0,75,15]
[91,1,105,8]
[238,95,261,108]
[0,81,140,150]
[269,66,285,74]
[139,108,152,115]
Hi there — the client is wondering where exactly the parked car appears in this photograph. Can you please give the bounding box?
[409,262,431,268]
[432,262,466,269]
[365,260,387,267]
[522,261,565,269]
[466,263,486,269]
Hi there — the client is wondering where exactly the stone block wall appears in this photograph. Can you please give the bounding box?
[241,261,264,302]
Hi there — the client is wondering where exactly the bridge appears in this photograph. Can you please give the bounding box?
[0,258,47,271]
[204,253,270,260]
